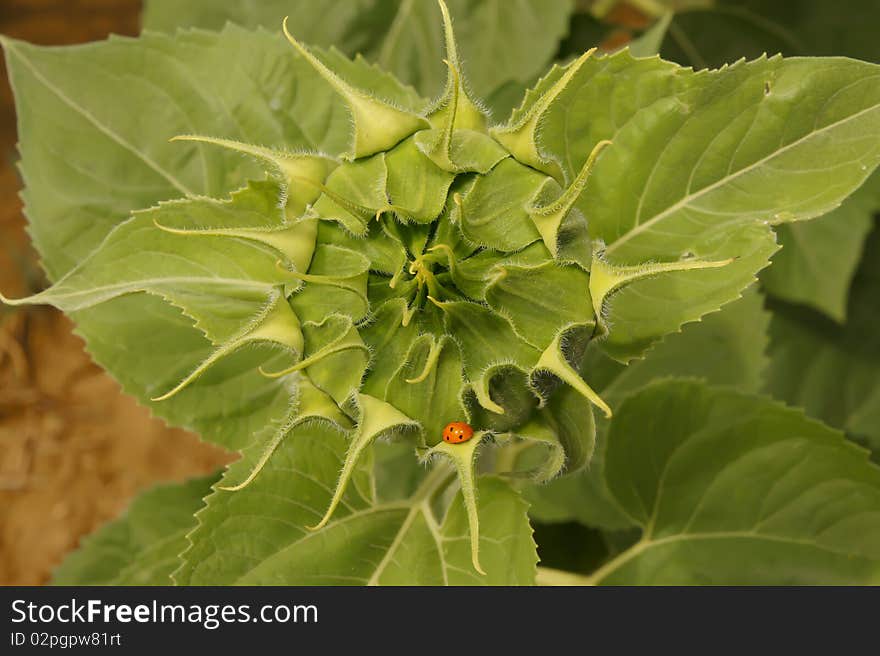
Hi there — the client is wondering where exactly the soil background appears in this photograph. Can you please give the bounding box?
[0,0,231,586]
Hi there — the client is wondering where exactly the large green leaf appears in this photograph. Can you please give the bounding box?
[142,0,574,106]
[52,475,218,585]
[175,423,536,585]
[586,286,771,407]
[525,288,771,529]
[584,381,880,585]
[765,224,880,452]
[660,0,880,323]
[536,50,880,361]
[762,172,879,322]
[2,27,356,281]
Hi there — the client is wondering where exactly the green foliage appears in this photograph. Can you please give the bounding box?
[524,288,770,530]
[658,0,880,323]
[542,381,880,585]
[175,424,535,584]
[766,225,880,452]
[6,1,880,585]
[762,175,879,322]
[142,0,574,111]
[52,475,219,585]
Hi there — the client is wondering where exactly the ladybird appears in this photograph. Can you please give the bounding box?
[442,421,474,444]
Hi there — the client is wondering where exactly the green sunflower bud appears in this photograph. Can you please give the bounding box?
[14,0,860,576]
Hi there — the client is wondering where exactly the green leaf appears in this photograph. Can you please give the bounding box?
[765,225,880,451]
[535,51,880,361]
[0,179,309,452]
[659,1,880,324]
[52,474,218,585]
[176,424,535,584]
[1,27,358,280]
[526,288,771,529]
[762,171,880,322]
[1,182,296,331]
[587,286,771,407]
[143,0,574,108]
[587,381,880,585]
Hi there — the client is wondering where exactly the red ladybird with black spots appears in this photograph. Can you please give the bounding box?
[442,421,474,444]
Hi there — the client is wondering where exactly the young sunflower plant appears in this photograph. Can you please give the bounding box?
[4,1,880,584]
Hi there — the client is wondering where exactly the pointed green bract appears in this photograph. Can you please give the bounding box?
[588,249,734,330]
[422,431,494,574]
[169,134,338,218]
[384,136,456,221]
[219,375,353,492]
[287,244,370,322]
[153,218,320,275]
[282,17,428,159]
[446,241,550,301]
[533,332,612,419]
[152,291,303,401]
[498,378,596,484]
[491,50,596,183]
[311,394,419,531]
[528,140,611,257]
[311,152,390,235]
[295,316,369,407]
[428,0,488,132]
[360,299,422,397]
[415,128,508,173]
[262,314,367,380]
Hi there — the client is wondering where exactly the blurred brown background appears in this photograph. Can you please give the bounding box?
[0,0,231,585]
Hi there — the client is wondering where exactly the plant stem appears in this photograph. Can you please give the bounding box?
[535,566,595,586]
